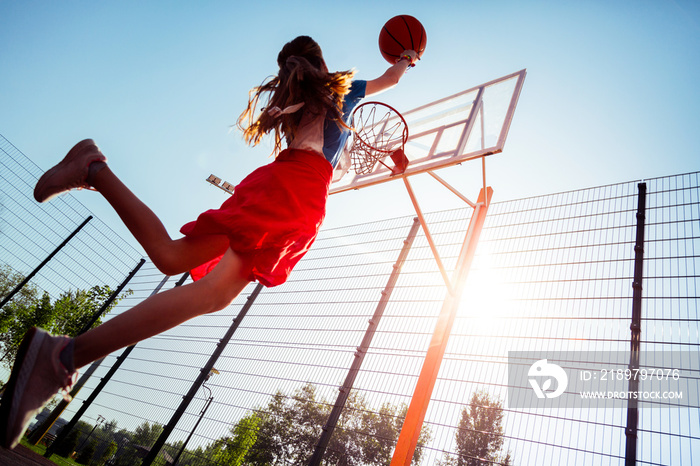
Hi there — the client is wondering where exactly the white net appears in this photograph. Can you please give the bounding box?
[349,102,408,174]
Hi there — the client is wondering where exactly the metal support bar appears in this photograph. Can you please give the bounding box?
[390,187,492,466]
[0,216,92,310]
[45,273,180,458]
[482,157,488,207]
[29,257,146,445]
[625,182,647,466]
[479,102,488,207]
[143,282,264,465]
[78,258,146,334]
[403,177,454,295]
[454,89,484,158]
[427,172,476,208]
[308,218,421,465]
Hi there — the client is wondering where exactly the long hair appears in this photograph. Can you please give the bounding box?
[238,36,355,155]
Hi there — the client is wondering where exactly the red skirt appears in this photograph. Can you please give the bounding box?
[180,149,332,287]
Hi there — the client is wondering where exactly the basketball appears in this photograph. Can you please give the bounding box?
[378,15,427,65]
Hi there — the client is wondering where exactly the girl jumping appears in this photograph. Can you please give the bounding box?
[0,35,418,449]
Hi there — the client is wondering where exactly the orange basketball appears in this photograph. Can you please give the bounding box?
[378,15,427,65]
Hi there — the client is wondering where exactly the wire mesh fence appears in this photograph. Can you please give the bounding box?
[0,135,144,302]
[1,133,698,465]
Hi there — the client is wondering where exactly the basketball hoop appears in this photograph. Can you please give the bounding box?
[349,101,409,176]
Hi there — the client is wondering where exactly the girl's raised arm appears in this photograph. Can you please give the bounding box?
[365,49,418,96]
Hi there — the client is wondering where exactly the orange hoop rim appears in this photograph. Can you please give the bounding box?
[351,101,409,154]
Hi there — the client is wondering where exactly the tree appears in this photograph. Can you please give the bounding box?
[213,382,430,465]
[109,422,164,466]
[329,396,430,465]
[50,286,123,337]
[0,264,131,372]
[111,428,138,466]
[97,441,118,466]
[101,419,118,436]
[209,413,261,465]
[0,291,55,365]
[0,264,40,311]
[443,390,512,466]
[243,384,323,465]
[84,419,121,466]
[54,428,81,458]
[131,421,164,447]
[0,264,54,366]
[76,438,98,465]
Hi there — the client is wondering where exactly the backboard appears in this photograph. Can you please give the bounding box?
[330,69,526,194]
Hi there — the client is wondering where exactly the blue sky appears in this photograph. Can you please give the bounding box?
[1,0,699,250]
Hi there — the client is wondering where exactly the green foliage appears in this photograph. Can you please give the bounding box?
[97,441,118,466]
[42,382,432,466]
[209,413,261,465]
[441,390,512,466]
[110,422,164,466]
[0,264,132,372]
[131,421,164,447]
[329,396,430,465]
[51,419,154,466]
[0,264,56,366]
[112,427,140,466]
[205,383,430,465]
[50,286,121,337]
[55,427,82,458]
[171,443,207,466]
[102,419,118,435]
[0,264,40,310]
[76,439,98,465]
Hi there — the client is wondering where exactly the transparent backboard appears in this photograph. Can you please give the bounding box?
[330,69,526,194]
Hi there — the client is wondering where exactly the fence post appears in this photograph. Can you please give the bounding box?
[625,182,647,466]
[308,218,421,465]
[142,282,265,466]
[44,272,181,458]
[77,258,146,334]
[0,216,92,310]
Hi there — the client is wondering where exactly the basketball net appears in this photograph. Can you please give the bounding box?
[349,102,409,176]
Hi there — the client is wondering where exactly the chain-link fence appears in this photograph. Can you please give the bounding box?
[2,133,698,465]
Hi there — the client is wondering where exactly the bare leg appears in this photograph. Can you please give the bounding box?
[89,165,230,275]
[73,248,252,368]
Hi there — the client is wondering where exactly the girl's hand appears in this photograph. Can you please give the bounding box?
[396,50,419,66]
[366,49,419,96]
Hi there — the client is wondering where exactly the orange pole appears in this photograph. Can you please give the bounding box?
[390,186,492,465]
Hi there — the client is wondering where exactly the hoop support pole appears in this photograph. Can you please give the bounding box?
[482,157,488,207]
[390,186,492,466]
[403,177,454,295]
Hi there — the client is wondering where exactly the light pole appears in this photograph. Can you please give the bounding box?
[78,414,105,451]
[172,368,219,465]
